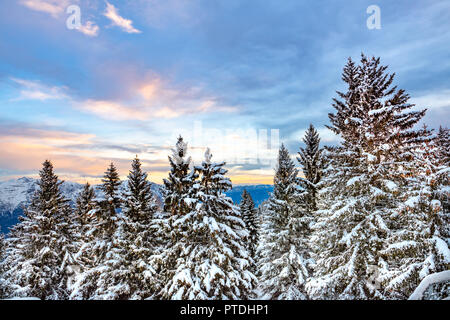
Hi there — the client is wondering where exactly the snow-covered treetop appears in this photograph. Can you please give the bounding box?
[172,135,191,166]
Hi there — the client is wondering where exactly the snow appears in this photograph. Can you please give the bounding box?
[347,175,363,187]
[404,196,420,207]
[368,106,389,116]
[2,297,41,300]
[383,180,397,192]
[408,270,450,300]
[433,236,450,262]
[385,240,417,251]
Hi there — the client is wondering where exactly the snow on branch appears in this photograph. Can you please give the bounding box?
[408,270,450,300]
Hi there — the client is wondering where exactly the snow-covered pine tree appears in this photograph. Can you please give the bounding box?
[436,126,449,214]
[161,148,255,299]
[239,189,259,264]
[71,165,121,299]
[436,126,450,166]
[0,228,5,298]
[163,136,198,216]
[94,156,160,299]
[258,144,310,299]
[2,160,76,299]
[101,162,122,211]
[71,183,96,276]
[297,124,324,213]
[75,183,96,231]
[380,126,450,299]
[157,136,198,298]
[307,54,429,299]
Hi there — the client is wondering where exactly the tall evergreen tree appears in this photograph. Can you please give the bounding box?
[163,136,197,216]
[380,127,449,299]
[74,183,96,236]
[71,183,96,280]
[307,54,431,299]
[240,189,259,264]
[297,124,324,213]
[0,228,5,298]
[71,164,121,299]
[160,148,255,299]
[94,156,160,299]
[435,126,449,214]
[101,162,121,210]
[436,126,450,166]
[258,144,311,299]
[2,160,76,299]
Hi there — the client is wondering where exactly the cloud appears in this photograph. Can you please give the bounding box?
[411,90,450,110]
[76,100,149,121]
[77,21,99,37]
[10,78,69,101]
[73,76,238,121]
[0,123,171,183]
[20,0,72,18]
[104,1,141,34]
[76,98,237,121]
[291,127,340,144]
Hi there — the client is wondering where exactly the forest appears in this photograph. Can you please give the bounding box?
[0,55,448,300]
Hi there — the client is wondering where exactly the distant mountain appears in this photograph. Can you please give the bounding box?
[0,178,272,233]
[227,185,273,207]
[0,177,81,232]
[0,178,163,233]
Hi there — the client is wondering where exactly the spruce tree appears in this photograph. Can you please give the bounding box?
[160,148,255,299]
[70,183,96,284]
[2,160,76,299]
[380,127,449,299]
[74,183,96,237]
[436,126,450,166]
[436,126,449,214]
[307,54,430,299]
[71,165,121,299]
[297,124,324,213]
[239,189,259,264]
[101,162,122,210]
[258,144,311,299]
[94,156,160,299]
[163,136,198,216]
[0,228,5,298]
[76,183,96,219]
[157,136,198,298]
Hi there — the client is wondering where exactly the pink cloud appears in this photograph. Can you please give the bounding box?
[20,0,72,18]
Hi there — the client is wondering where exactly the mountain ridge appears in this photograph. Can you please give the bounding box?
[0,177,272,233]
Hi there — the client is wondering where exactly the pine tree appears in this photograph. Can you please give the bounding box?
[435,126,449,214]
[380,126,449,299]
[239,189,259,264]
[101,162,122,210]
[94,156,160,299]
[163,136,198,216]
[297,124,324,213]
[70,183,96,285]
[258,144,311,299]
[436,126,450,166]
[71,165,121,299]
[0,228,5,298]
[307,54,430,299]
[74,183,96,235]
[2,160,76,299]
[160,148,255,299]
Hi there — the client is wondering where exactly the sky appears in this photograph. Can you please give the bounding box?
[0,0,449,185]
